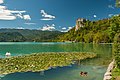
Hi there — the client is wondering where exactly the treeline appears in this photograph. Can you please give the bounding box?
[57,15,120,43]
[113,33,120,68]
[0,29,63,42]
[116,0,120,7]
[111,33,120,79]
[0,32,26,42]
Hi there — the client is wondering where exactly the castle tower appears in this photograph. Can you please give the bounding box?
[75,18,86,31]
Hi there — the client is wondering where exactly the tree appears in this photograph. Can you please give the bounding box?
[113,33,120,68]
[93,32,110,43]
[83,32,94,43]
[116,0,120,8]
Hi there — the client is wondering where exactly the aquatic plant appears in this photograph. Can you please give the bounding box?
[0,52,96,75]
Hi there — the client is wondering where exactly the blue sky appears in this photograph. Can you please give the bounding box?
[0,0,119,32]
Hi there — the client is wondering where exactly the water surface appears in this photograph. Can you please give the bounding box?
[0,42,112,80]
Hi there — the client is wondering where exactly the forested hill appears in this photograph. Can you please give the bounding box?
[57,15,120,43]
[0,15,120,42]
[0,29,63,42]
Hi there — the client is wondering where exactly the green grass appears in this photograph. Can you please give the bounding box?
[0,52,96,75]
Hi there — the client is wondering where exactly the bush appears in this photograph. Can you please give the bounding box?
[113,33,120,68]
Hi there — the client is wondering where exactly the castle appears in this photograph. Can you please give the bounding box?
[75,18,86,31]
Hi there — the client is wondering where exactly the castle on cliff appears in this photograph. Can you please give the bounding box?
[75,18,86,31]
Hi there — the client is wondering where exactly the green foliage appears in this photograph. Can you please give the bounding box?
[93,32,102,43]
[116,0,120,8]
[109,16,120,41]
[113,33,120,68]
[112,67,120,79]
[83,31,94,43]
[0,32,26,42]
[0,29,63,42]
[58,15,120,43]
[93,32,110,43]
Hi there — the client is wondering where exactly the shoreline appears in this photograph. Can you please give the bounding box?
[103,59,115,80]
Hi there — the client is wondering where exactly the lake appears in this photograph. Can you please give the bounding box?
[0,42,112,80]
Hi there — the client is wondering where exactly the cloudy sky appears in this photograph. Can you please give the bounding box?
[0,0,119,31]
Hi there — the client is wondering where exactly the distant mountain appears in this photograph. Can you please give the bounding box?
[57,15,120,43]
[0,29,63,42]
[0,32,26,42]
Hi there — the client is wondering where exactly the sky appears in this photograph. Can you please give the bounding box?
[0,0,120,32]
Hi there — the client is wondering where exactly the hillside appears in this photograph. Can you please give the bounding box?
[0,29,63,42]
[0,32,26,42]
[57,15,120,43]
[0,15,119,43]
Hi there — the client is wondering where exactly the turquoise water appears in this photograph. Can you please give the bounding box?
[0,42,112,80]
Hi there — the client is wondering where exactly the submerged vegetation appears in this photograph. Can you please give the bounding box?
[0,52,96,75]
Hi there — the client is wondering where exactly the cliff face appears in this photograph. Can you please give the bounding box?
[75,18,86,31]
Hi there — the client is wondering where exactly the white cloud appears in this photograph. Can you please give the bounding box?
[68,27,72,30]
[61,26,73,32]
[15,13,31,21]
[10,10,26,13]
[113,14,119,17]
[0,1,30,20]
[41,18,53,21]
[108,14,113,17]
[51,24,55,26]
[61,31,67,32]
[41,24,56,31]
[16,13,23,19]
[17,27,24,29]
[0,15,16,20]
[62,27,67,30]
[40,10,55,21]
[0,5,6,9]
[108,5,114,9]
[23,15,31,20]
[0,5,26,20]
[0,9,27,20]
[24,22,36,25]
[0,0,4,4]
[93,15,97,18]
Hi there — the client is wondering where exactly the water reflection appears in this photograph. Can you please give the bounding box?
[0,42,112,57]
